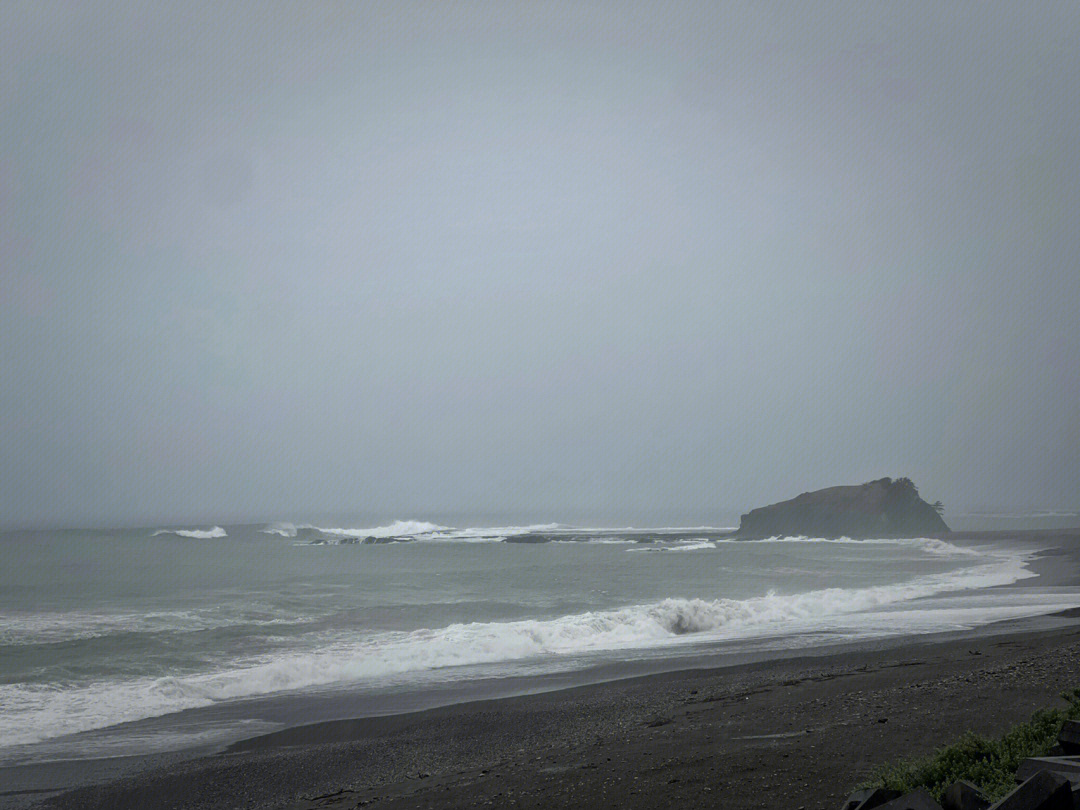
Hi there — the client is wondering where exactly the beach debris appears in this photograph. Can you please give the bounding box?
[1058,721,1080,755]
[942,780,991,810]
[989,770,1072,809]
[841,787,902,810]
[874,786,944,810]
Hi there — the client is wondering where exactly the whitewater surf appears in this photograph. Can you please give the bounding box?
[0,524,1073,765]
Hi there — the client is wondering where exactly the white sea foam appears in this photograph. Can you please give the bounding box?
[261,522,298,537]
[151,527,227,539]
[0,611,204,645]
[313,520,450,538]
[290,521,562,543]
[0,606,309,646]
[567,526,736,533]
[266,521,740,543]
[0,548,1043,747]
[715,535,980,557]
[630,540,717,553]
[957,510,1078,519]
[424,523,562,541]
[530,525,736,535]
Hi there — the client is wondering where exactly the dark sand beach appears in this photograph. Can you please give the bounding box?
[23,532,1080,810]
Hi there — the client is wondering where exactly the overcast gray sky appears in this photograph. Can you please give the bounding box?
[2,2,1078,528]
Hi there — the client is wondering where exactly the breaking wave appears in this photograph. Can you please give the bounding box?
[0,549,1038,746]
[261,522,297,537]
[313,520,450,538]
[265,520,563,543]
[424,523,562,542]
[151,527,227,539]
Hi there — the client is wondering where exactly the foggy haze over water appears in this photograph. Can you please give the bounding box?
[2,2,1079,529]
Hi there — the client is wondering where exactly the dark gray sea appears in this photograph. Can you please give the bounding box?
[1,517,1076,769]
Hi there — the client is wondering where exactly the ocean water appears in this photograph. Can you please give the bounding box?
[0,522,1075,768]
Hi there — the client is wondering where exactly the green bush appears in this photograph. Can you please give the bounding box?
[861,688,1080,802]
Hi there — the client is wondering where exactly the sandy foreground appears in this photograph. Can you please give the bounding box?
[24,533,1080,810]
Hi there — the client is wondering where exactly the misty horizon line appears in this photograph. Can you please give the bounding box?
[4,504,1078,534]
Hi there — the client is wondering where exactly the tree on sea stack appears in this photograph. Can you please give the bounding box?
[737,477,951,539]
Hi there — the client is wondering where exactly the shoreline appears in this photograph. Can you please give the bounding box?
[14,530,1080,810]
[21,612,1080,810]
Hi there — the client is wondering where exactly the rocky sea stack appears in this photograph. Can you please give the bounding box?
[738,477,950,539]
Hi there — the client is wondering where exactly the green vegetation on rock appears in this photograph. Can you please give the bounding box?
[861,688,1080,802]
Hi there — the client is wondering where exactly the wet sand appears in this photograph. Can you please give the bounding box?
[28,531,1080,810]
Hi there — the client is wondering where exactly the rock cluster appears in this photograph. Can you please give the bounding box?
[738,477,950,539]
[840,721,1080,810]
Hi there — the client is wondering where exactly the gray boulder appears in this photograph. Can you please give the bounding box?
[842,787,904,810]
[943,780,991,810]
[875,787,944,810]
[990,771,1072,810]
[1015,757,1080,786]
[1058,721,1080,755]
